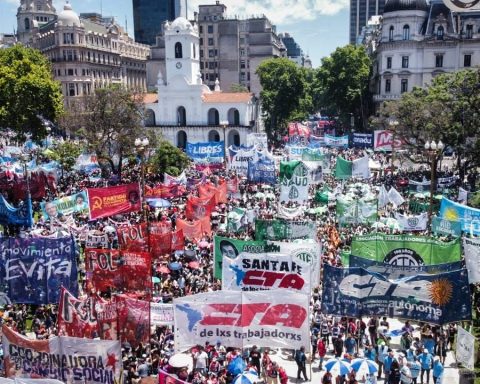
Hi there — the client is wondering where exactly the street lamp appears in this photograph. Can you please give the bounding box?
[135,137,150,222]
[220,120,228,165]
[388,118,399,174]
[424,139,444,230]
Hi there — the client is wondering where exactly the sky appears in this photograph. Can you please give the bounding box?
[0,0,350,67]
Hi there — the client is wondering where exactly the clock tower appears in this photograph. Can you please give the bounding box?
[163,17,200,85]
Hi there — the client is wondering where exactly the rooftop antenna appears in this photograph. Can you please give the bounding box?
[185,0,188,18]
[100,0,103,16]
[125,15,128,32]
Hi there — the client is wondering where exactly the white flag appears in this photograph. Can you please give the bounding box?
[458,187,469,203]
[463,237,480,284]
[456,326,475,370]
[395,212,428,232]
[352,156,371,179]
[388,187,405,207]
[378,185,389,209]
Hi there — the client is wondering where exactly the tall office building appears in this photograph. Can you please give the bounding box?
[350,0,386,44]
[133,0,180,45]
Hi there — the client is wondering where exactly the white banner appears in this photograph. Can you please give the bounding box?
[463,237,480,284]
[164,171,187,186]
[302,161,323,184]
[85,231,109,248]
[2,325,122,384]
[228,147,258,176]
[222,252,311,294]
[173,290,310,351]
[277,205,305,219]
[246,133,268,151]
[151,303,174,326]
[280,163,310,204]
[388,187,405,207]
[395,212,428,232]
[456,326,475,370]
[352,156,371,179]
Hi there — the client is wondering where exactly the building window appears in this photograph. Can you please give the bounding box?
[385,79,391,93]
[69,83,75,96]
[386,57,392,69]
[209,49,215,57]
[389,26,394,41]
[401,79,408,93]
[466,24,473,39]
[402,56,409,68]
[199,38,203,45]
[24,18,30,30]
[208,38,214,45]
[464,54,472,67]
[435,54,444,68]
[207,25,213,33]
[67,68,74,76]
[437,26,444,40]
[208,62,215,69]
[240,60,246,69]
[403,25,410,40]
[200,50,204,58]
[200,62,204,69]
[175,42,183,58]
[240,48,245,56]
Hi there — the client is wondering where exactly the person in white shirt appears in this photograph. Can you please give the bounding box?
[194,346,209,375]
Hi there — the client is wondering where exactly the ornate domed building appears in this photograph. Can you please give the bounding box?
[373,0,480,106]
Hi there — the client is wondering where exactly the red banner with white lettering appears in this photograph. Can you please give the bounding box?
[149,221,172,235]
[173,289,309,351]
[58,287,98,338]
[145,184,186,199]
[116,294,150,348]
[88,183,141,220]
[117,223,149,252]
[85,249,152,297]
[185,195,215,220]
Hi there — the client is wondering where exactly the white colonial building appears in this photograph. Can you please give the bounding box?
[373,0,480,105]
[144,17,259,149]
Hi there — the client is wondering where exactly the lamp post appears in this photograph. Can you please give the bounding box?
[220,120,228,165]
[135,137,149,222]
[388,118,399,174]
[424,139,444,230]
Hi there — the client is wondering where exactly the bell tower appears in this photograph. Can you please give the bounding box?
[17,0,57,44]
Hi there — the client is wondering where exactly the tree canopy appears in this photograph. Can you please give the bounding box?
[0,45,64,141]
[313,45,371,129]
[150,140,190,177]
[256,58,309,142]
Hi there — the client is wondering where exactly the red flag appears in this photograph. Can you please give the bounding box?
[198,183,218,205]
[185,195,215,220]
[149,221,172,235]
[171,229,185,250]
[88,183,141,220]
[150,232,172,259]
[117,223,149,252]
[115,294,150,348]
[176,219,203,241]
[58,287,98,338]
[146,184,186,199]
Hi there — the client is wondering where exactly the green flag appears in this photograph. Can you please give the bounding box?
[280,160,302,180]
[335,157,352,179]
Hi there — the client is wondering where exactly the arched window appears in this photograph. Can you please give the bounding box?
[228,108,240,125]
[24,17,30,30]
[208,130,220,142]
[145,109,156,126]
[193,43,196,59]
[228,129,241,147]
[175,42,183,58]
[389,26,394,41]
[207,108,219,125]
[177,130,187,149]
[177,106,186,125]
[403,25,410,40]
[437,26,444,40]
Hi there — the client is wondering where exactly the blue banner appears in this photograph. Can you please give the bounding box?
[0,195,33,227]
[186,141,225,162]
[247,158,276,184]
[439,197,480,235]
[324,134,349,148]
[0,236,78,304]
[321,264,471,324]
[352,133,374,148]
[349,255,464,280]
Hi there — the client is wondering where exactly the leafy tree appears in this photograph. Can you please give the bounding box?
[314,45,371,129]
[0,45,64,140]
[48,140,84,176]
[65,85,153,177]
[256,58,307,142]
[229,83,249,93]
[151,140,190,177]
[377,68,480,180]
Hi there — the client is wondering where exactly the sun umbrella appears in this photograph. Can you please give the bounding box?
[146,198,171,208]
[227,356,246,376]
[152,276,160,284]
[232,372,258,384]
[198,240,209,248]
[188,261,200,269]
[168,262,182,271]
[324,358,352,376]
[254,192,265,199]
[169,353,193,369]
[350,358,378,377]
[265,192,276,200]
[156,265,170,274]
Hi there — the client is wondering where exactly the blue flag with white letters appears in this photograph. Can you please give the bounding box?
[186,141,224,164]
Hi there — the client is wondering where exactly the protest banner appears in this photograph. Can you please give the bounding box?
[213,236,267,280]
[150,229,185,259]
[246,133,268,151]
[408,179,430,193]
[227,146,257,176]
[173,289,309,351]
[222,252,311,294]
[186,141,224,165]
[150,303,174,326]
[321,264,471,324]
[85,231,109,248]
[301,148,324,162]
[2,325,122,384]
[302,161,323,184]
[286,145,307,159]
[348,255,464,280]
[198,181,228,205]
[186,195,216,220]
[85,249,152,296]
[463,237,480,283]
[324,135,349,148]
[335,156,370,179]
[277,205,305,220]
[247,157,276,184]
[0,236,77,304]
[40,191,89,220]
[456,326,475,370]
[352,133,373,148]
[0,195,33,227]
[336,197,377,226]
[395,212,428,232]
[439,197,480,235]
[431,217,462,237]
[279,161,310,203]
[374,130,402,152]
[255,219,316,241]
[87,183,141,220]
[116,295,150,348]
[351,234,461,265]
[176,217,211,240]
[164,171,187,186]
[145,184,185,199]
[117,223,149,252]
